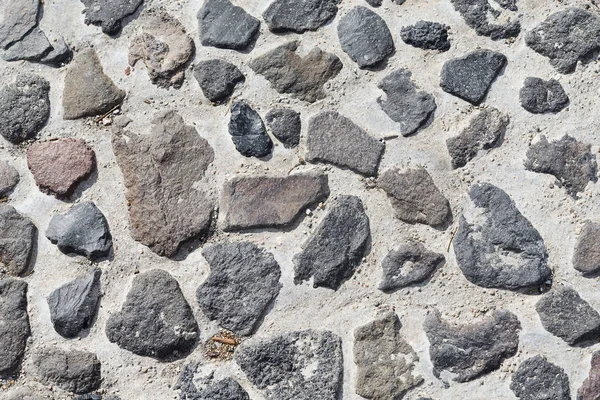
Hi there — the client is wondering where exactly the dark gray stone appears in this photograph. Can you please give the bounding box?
[0,0,39,49]
[510,356,570,400]
[400,21,450,51]
[265,108,301,148]
[365,0,382,6]
[264,0,339,33]
[453,183,551,290]
[81,0,143,35]
[379,243,445,292]
[573,221,600,275]
[579,351,600,400]
[235,330,343,400]
[193,59,245,103]
[39,36,72,65]
[229,101,273,158]
[520,78,569,114]
[440,49,506,105]
[0,279,30,378]
[3,27,72,66]
[198,0,260,50]
[0,204,37,278]
[0,161,19,197]
[424,309,521,382]
[450,0,520,40]
[176,365,250,400]
[34,348,101,394]
[294,195,370,290]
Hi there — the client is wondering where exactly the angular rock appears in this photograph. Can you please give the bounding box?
[573,221,600,275]
[2,27,51,62]
[34,348,101,394]
[378,167,451,227]
[440,49,507,105]
[236,330,343,400]
[27,138,96,198]
[446,107,509,168]
[0,205,37,277]
[177,365,250,400]
[0,74,50,144]
[579,351,600,400]
[196,241,281,336]
[106,269,199,359]
[337,6,394,68]
[265,108,301,148]
[424,309,521,382]
[81,0,143,35]
[263,0,339,33]
[450,0,520,39]
[228,101,273,158]
[510,356,570,400]
[38,35,72,66]
[453,183,551,290]
[293,195,370,290]
[46,202,112,260]
[0,161,19,196]
[198,0,260,50]
[525,135,597,198]
[354,313,423,399]
[306,111,384,176]
[519,78,569,114]
[377,69,437,137]
[221,173,329,231]
[47,269,101,338]
[193,59,245,103]
[63,48,126,120]
[400,21,451,51]
[379,243,445,292]
[111,110,214,257]
[249,41,342,103]
[0,0,39,49]
[0,279,30,378]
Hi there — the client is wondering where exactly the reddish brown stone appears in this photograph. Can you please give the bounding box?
[579,351,600,400]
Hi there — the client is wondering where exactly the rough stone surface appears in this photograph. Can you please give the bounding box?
[112,110,214,257]
[400,21,451,51]
[0,161,19,196]
[249,41,342,103]
[379,243,445,292]
[263,0,339,33]
[579,351,600,400]
[293,195,370,290]
[306,111,384,176]
[453,182,551,290]
[573,220,600,275]
[424,309,521,382]
[235,330,343,400]
[177,366,250,400]
[2,27,51,62]
[0,279,30,378]
[193,59,244,103]
[450,0,520,40]
[0,0,39,49]
[196,241,281,335]
[228,101,273,158]
[81,0,143,35]
[0,205,37,277]
[265,108,301,148]
[510,356,570,400]
[198,0,260,50]
[105,269,199,360]
[520,78,569,114]
[440,49,507,105]
[34,348,101,394]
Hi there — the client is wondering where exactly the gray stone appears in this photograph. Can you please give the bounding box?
[2,27,52,62]
[0,74,50,143]
[446,107,509,168]
[400,21,450,51]
[354,313,423,399]
[81,0,143,35]
[0,279,30,378]
[0,0,39,49]
[520,78,569,114]
[337,6,394,68]
[0,205,37,278]
[453,183,551,290]
[193,59,245,103]
[524,135,597,198]
[249,41,342,103]
[229,101,273,158]
[265,108,301,148]
[0,161,19,197]
[34,348,101,394]
[378,167,451,227]
[450,0,520,40]
[39,35,72,65]
[306,111,384,176]
[112,110,214,257]
[294,195,370,290]
[236,330,343,400]
[424,309,521,382]
[221,173,329,231]
[440,49,506,105]
[579,351,600,400]
[106,269,199,360]
[46,202,112,260]
[48,269,101,338]
[510,356,570,400]
[573,221,600,275]
[196,241,281,336]
[176,365,250,400]
[379,243,445,292]
[263,0,339,33]
[365,0,382,6]
[198,0,260,50]
[377,68,437,137]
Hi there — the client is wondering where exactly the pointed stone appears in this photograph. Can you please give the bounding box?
[0,205,37,278]
[379,243,445,291]
[33,348,101,394]
[228,101,273,158]
[510,356,570,400]
[263,0,339,33]
[450,0,520,40]
[265,108,301,149]
[198,0,260,50]
[0,279,30,378]
[0,161,19,197]
[193,59,245,103]
[81,0,143,35]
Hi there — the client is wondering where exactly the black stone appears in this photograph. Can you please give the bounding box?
[400,21,450,51]
[0,204,37,277]
[450,0,520,40]
[0,279,30,378]
[510,356,570,400]
[265,108,301,148]
[193,59,245,103]
[81,0,143,35]
[379,243,445,292]
[229,101,273,158]
[263,0,339,33]
[520,77,569,114]
[34,348,101,394]
[198,0,260,50]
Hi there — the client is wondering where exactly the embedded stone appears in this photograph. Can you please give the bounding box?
[519,78,569,114]
[2,27,52,62]
[365,0,382,6]
[573,221,600,275]
[0,279,30,378]
[198,0,260,50]
[579,351,600,400]
[34,348,101,394]
[0,0,39,49]
[379,243,445,292]
[228,101,273,158]
[510,356,570,400]
[400,21,450,51]
[263,0,339,33]
[0,205,37,277]
[265,108,301,148]
[81,0,143,35]
[450,0,520,40]
[193,59,245,103]
[0,161,19,197]
[176,365,250,400]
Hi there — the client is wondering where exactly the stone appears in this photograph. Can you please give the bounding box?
[400,21,451,51]
[106,269,199,360]
[129,11,195,89]
[196,241,282,336]
[249,41,342,103]
[177,365,250,400]
[63,48,126,120]
[0,0,39,49]
[47,269,101,338]
[0,161,19,197]
[112,110,214,257]
[27,138,96,198]
[519,78,569,114]
[0,74,50,144]
[365,0,382,6]
[440,49,506,105]
[525,135,597,198]
[379,243,445,292]
[265,108,301,148]
[2,27,51,62]
[354,313,423,399]
[81,0,143,35]
[236,330,343,400]
[453,183,551,290]
[0,205,37,277]
[221,172,329,231]
[337,6,394,68]
[293,195,370,290]
[378,167,452,227]
[535,287,600,345]
[446,107,509,168]
[579,351,600,400]
[193,59,244,103]
[0,279,30,378]
[573,221,600,275]
[377,68,437,137]
[306,111,384,176]
[510,356,570,400]
[198,0,260,50]
[450,0,520,40]
[46,202,112,260]
[526,8,600,74]
[263,0,339,33]
[424,309,520,382]
[39,36,72,65]
[34,348,101,394]
[228,101,273,158]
